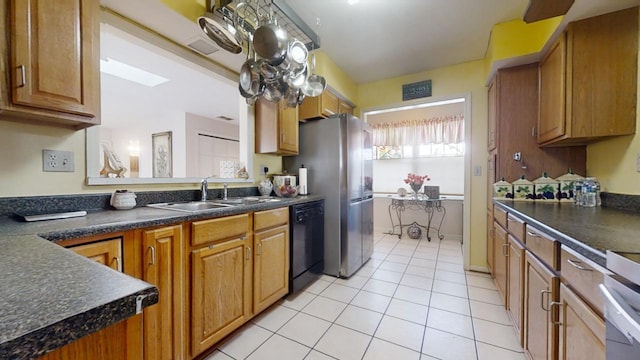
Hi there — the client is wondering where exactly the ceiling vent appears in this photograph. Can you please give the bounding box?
[186,37,220,56]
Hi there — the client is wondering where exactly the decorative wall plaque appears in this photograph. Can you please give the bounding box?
[402,80,432,101]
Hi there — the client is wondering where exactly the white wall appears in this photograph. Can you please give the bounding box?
[373,156,464,195]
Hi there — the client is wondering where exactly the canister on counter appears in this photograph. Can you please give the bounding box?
[493,177,512,199]
[555,169,584,202]
[533,172,559,201]
[512,175,534,201]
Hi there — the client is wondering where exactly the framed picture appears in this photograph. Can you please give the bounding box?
[424,185,440,199]
[152,131,172,178]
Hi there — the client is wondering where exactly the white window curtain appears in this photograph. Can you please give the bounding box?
[372,114,464,146]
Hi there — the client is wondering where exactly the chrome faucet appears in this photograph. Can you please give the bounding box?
[200,176,216,201]
[223,183,228,200]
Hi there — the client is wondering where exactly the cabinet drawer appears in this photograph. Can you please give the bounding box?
[254,207,289,231]
[560,246,607,316]
[494,206,507,229]
[525,225,558,270]
[192,214,249,246]
[507,214,525,242]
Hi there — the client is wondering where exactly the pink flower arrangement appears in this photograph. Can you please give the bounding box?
[404,173,430,186]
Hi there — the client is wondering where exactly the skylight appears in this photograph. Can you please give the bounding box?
[100,58,169,87]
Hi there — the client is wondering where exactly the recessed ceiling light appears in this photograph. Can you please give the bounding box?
[100,58,169,87]
[348,0,359,5]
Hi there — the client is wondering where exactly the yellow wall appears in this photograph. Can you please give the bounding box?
[357,60,489,269]
[313,51,358,104]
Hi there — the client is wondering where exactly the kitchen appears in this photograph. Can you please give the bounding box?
[1,0,640,359]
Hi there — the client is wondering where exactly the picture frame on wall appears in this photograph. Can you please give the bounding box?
[152,131,172,178]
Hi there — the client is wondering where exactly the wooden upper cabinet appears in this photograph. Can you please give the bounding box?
[1,0,100,129]
[255,98,299,155]
[489,64,585,183]
[538,36,566,144]
[538,7,638,146]
[299,89,355,120]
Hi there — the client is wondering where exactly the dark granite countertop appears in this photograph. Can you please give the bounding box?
[494,200,640,267]
[0,194,323,359]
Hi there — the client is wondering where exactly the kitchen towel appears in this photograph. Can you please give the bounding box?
[299,166,308,195]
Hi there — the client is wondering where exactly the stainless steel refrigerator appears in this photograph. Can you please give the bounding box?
[284,113,374,278]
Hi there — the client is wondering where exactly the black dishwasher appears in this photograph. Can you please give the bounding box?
[290,200,324,294]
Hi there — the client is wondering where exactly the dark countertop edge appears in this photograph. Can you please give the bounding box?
[38,195,325,242]
[494,201,607,267]
[0,287,158,360]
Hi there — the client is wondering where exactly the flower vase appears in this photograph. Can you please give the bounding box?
[410,183,423,198]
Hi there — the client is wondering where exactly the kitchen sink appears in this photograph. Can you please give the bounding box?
[146,201,235,212]
[212,196,282,205]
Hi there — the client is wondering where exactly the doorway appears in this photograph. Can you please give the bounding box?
[362,94,471,270]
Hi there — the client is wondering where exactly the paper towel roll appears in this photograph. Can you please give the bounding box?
[298,166,308,195]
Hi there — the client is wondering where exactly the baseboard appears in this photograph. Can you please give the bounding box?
[467,265,490,274]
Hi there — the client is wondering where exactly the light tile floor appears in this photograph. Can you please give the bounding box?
[205,232,525,360]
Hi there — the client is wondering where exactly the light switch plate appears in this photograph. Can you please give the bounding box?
[474,165,482,176]
[637,153,640,172]
[43,149,75,172]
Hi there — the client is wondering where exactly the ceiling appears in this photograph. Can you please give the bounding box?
[103,0,640,83]
[99,0,639,125]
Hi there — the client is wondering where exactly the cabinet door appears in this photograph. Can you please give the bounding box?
[70,238,122,271]
[524,251,559,360]
[141,225,183,360]
[508,235,525,346]
[493,221,508,304]
[254,224,290,314]
[321,90,339,116]
[10,0,99,120]
[557,283,605,360]
[338,99,353,115]
[44,238,130,360]
[278,101,299,154]
[538,35,566,144]
[191,236,252,357]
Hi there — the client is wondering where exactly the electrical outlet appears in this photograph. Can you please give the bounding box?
[43,150,75,172]
[261,165,269,175]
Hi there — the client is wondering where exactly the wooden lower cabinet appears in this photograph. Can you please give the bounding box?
[493,221,508,303]
[37,320,131,360]
[507,235,525,346]
[557,283,605,360]
[254,223,290,314]
[524,251,559,360]
[190,235,252,357]
[139,225,184,360]
[40,236,141,360]
[69,237,122,271]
